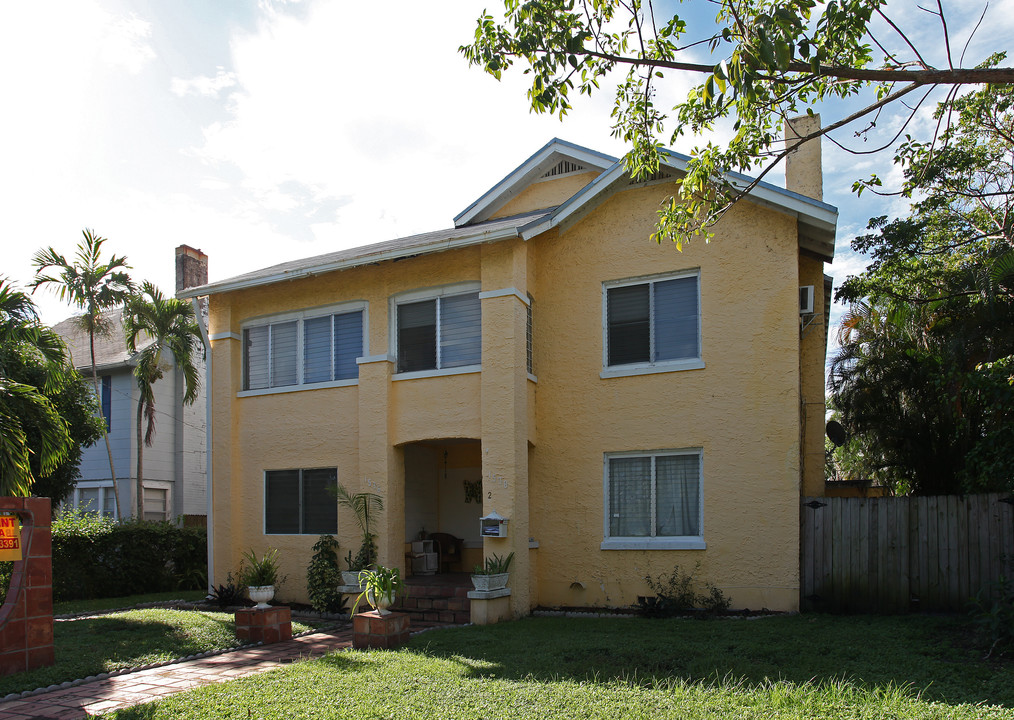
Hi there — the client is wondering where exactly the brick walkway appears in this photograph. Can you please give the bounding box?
[0,627,355,719]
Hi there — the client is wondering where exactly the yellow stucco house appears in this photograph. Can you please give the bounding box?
[181,125,835,618]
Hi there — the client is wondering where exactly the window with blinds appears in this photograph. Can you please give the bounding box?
[243,308,364,391]
[397,291,481,373]
[606,273,699,368]
[606,451,701,539]
[265,468,338,534]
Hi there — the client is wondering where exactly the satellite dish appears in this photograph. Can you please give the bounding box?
[826,420,847,447]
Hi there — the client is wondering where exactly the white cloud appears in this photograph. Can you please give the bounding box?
[100,13,155,74]
[171,68,238,98]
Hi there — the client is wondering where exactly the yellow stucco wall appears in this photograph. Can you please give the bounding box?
[207,176,818,614]
[491,171,601,219]
[798,254,828,497]
[526,183,803,612]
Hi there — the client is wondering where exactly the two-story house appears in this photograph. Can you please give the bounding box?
[55,247,209,525]
[181,124,835,617]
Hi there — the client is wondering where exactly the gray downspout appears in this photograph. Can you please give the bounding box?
[192,296,214,595]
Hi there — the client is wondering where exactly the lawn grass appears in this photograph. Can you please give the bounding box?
[0,608,323,697]
[106,614,1014,719]
[54,590,209,616]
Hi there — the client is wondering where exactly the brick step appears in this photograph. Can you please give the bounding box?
[397,607,472,625]
[397,586,472,624]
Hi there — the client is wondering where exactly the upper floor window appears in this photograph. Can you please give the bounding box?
[100,375,111,429]
[395,287,481,374]
[604,271,700,373]
[243,306,364,392]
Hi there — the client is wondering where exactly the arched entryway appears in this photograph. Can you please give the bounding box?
[402,438,483,575]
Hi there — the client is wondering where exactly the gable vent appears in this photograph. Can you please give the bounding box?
[541,160,586,178]
[628,169,674,185]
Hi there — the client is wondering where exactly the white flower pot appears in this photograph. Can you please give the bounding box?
[248,584,275,609]
[471,573,509,592]
[366,588,397,615]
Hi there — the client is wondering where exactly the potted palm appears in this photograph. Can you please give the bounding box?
[240,548,282,608]
[335,484,383,586]
[471,551,514,592]
[352,564,406,616]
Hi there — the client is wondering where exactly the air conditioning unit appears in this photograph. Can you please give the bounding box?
[799,285,815,315]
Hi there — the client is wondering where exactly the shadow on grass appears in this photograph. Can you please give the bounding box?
[405,614,1013,708]
[0,611,241,697]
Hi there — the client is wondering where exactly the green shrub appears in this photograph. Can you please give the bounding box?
[306,534,346,614]
[51,509,207,601]
[970,575,1014,658]
[639,562,731,617]
[0,561,11,605]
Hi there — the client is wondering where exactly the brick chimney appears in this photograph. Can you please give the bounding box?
[784,114,823,201]
[175,245,208,294]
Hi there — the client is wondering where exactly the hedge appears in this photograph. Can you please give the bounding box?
[51,509,207,602]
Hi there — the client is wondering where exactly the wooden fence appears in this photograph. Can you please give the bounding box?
[801,493,1014,612]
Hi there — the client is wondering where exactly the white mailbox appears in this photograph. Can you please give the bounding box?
[480,510,509,538]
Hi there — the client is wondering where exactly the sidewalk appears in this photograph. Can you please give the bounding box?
[0,627,355,719]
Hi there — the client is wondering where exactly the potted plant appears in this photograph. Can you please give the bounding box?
[335,484,383,585]
[240,548,282,608]
[352,564,406,616]
[471,551,514,592]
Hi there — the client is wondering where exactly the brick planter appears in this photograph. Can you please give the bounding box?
[0,497,54,677]
[235,606,292,644]
[352,611,410,650]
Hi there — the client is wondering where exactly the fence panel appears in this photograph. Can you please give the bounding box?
[801,493,1014,612]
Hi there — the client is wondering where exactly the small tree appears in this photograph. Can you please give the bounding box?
[334,484,383,570]
[462,2,1014,246]
[123,282,203,519]
[0,279,73,496]
[306,534,346,614]
[31,230,132,515]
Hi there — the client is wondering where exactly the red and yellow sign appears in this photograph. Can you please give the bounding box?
[0,514,22,561]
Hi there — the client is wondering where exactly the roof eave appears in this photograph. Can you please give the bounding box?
[179,225,523,299]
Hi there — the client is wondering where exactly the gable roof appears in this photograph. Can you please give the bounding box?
[52,308,155,372]
[517,148,838,260]
[181,139,837,299]
[453,138,617,228]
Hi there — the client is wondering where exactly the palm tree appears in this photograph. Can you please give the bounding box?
[334,484,384,569]
[31,230,132,516]
[123,282,203,520]
[0,279,73,496]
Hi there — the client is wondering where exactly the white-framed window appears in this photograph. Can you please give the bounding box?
[142,482,172,522]
[602,449,704,550]
[393,284,481,376]
[264,467,338,535]
[241,303,366,394]
[70,481,118,519]
[602,270,702,377]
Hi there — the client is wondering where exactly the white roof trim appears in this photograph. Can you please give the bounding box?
[453,138,616,228]
[179,223,528,299]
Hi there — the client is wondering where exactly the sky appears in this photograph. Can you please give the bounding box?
[2,0,1009,350]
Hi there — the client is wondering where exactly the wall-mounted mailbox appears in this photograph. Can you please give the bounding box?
[480,510,509,538]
